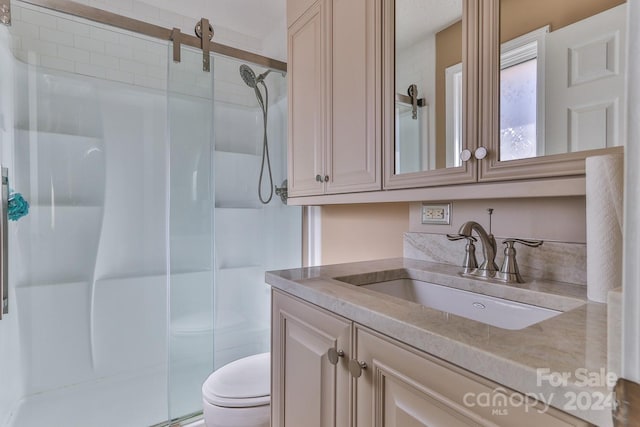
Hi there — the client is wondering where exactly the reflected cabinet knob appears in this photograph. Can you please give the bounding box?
[460,149,472,162]
[327,348,345,365]
[348,359,367,378]
[474,147,488,160]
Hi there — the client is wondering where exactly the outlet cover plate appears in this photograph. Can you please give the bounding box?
[421,203,451,225]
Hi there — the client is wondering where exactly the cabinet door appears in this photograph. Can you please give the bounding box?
[326,0,381,194]
[272,290,351,427]
[354,327,590,427]
[288,2,326,197]
[288,0,319,26]
[478,0,626,182]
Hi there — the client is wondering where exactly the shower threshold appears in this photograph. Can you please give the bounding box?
[8,368,168,427]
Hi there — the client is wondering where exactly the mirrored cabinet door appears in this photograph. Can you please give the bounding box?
[479,0,626,181]
[383,0,479,189]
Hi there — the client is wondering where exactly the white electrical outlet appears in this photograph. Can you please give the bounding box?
[421,203,451,225]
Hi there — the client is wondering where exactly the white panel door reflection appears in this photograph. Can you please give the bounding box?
[545,4,627,154]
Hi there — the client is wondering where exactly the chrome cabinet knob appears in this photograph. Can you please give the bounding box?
[327,348,345,365]
[460,149,472,162]
[315,174,322,182]
[323,175,329,182]
[474,147,488,160]
[348,359,367,378]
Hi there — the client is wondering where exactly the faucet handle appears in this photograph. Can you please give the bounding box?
[498,238,544,284]
[446,233,477,242]
[446,234,478,271]
[503,238,543,248]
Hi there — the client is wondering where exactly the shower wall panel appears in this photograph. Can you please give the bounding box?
[8,57,170,427]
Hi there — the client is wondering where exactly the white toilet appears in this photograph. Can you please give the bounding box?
[202,352,271,427]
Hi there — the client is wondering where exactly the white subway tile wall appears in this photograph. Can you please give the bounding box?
[9,1,269,94]
[11,3,169,90]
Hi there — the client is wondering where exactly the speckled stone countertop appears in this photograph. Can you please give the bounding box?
[266,258,616,427]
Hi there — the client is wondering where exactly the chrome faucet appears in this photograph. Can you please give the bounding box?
[447,210,544,283]
[450,221,499,278]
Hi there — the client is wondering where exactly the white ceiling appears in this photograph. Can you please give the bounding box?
[140,0,286,40]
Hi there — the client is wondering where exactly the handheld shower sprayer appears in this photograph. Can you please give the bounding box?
[239,65,272,87]
[239,64,276,204]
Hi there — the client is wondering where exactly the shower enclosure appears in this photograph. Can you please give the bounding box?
[0,2,300,426]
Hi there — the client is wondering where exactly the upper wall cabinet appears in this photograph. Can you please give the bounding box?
[286,0,628,203]
[287,0,381,198]
[383,0,479,189]
[478,0,627,181]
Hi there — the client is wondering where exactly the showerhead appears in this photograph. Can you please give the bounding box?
[239,64,258,88]
[239,64,272,88]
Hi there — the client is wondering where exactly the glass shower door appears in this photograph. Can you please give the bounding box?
[0,20,22,427]
[1,4,172,426]
[0,3,300,426]
[166,45,215,421]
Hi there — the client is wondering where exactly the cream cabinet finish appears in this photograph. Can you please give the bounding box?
[354,326,591,427]
[382,0,479,191]
[272,290,592,427]
[287,0,381,198]
[476,0,625,183]
[287,0,317,26]
[286,0,625,204]
[288,2,325,196]
[271,290,351,427]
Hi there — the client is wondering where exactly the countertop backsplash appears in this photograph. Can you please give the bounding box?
[404,232,587,286]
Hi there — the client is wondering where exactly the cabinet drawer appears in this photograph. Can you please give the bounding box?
[355,327,591,427]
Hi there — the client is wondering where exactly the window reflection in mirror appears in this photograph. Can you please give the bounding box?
[499,0,627,162]
[394,0,463,175]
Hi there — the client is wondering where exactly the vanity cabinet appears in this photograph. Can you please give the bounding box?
[287,0,381,198]
[272,290,591,427]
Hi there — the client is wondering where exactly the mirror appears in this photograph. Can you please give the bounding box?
[499,0,627,162]
[394,0,463,175]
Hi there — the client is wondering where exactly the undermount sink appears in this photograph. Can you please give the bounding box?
[356,279,562,330]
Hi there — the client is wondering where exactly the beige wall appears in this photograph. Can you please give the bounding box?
[318,197,584,266]
[410,196,586,243]
[500,0,626,42]
[320,203,410,264]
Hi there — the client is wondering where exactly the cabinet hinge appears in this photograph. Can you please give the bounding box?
[613,378,640,426]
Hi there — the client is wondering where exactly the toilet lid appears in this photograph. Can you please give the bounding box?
[202,352,270,408]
